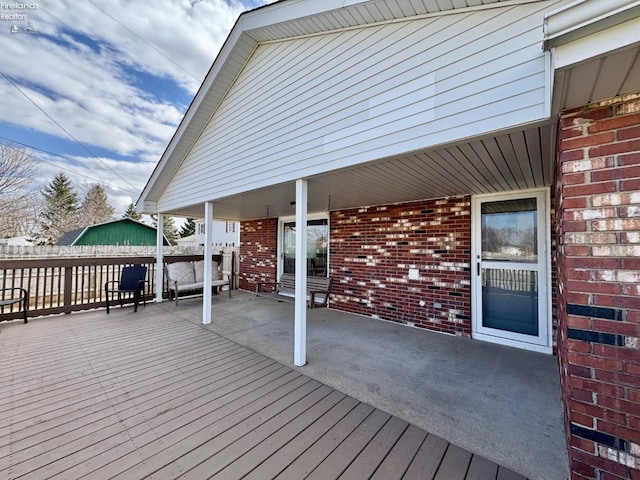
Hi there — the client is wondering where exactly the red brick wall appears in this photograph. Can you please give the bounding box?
[239,218,278,292]
[556,96,640,479]
[329,197,472,336]
[551,190,559,352]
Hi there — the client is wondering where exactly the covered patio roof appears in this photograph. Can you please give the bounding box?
[138,0,640,222]
[147,121,555,221]
[139,0,516,211]
[138,0,558,221]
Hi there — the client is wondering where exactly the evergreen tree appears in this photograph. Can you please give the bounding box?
[179,218,196,238]
[36,172,79,245]
[122,203,143,221]
[80,184,114,226]
[161,216,178,245]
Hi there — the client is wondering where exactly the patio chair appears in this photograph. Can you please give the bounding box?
[0,287,28,323]
[105,265,148,313]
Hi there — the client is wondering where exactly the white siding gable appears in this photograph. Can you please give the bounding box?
[158,1,561,212]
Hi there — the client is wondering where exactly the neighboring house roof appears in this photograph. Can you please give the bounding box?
[56,219,170,246]
[56,227,86,246]
[0,235,32,246]
[176,234,197,246]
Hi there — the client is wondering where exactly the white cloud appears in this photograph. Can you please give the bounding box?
[0,0,270,215]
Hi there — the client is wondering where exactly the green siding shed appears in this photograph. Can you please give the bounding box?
[57,219,170,246]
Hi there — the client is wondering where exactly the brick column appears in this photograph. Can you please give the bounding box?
[239,218,278,291]
[556,96,640,479]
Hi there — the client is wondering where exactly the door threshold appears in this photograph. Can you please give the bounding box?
[473,332,552,354]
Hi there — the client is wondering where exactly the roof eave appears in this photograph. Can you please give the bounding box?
[543,0,640,50]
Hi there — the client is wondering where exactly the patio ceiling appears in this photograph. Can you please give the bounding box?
[163,121,555,221]
[553,43,640,112]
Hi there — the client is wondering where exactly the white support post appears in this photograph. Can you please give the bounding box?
[155,213,164,303]
[203,202,214,325]
[294,179,308,367]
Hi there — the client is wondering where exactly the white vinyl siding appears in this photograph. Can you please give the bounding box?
[158,1,561,212]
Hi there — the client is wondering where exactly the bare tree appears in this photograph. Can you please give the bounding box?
[0,143,36,195]
[0,143,38,238]
[78,184,115,226]
[0,192,39,237]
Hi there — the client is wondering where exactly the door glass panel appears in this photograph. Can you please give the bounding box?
[283,219,328,277]
[482,268,539,336]
[481,198,537,263]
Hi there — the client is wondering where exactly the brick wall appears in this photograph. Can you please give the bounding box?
[556,96,640,479]
[329,197,472,336]
[239,218,278,291]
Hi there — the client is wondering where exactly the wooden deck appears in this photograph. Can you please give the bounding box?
[0,305,527,479]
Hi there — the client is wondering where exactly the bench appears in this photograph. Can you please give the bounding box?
[165,257,231,306]
[0,287,28,323]
[255,273,330,308]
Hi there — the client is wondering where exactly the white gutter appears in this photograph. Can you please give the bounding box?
[544,0,640,49]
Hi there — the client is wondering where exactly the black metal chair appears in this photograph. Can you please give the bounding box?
[105,265,148,313]
[0,287,28,323]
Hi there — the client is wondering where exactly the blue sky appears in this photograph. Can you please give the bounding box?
[0,0,272,216]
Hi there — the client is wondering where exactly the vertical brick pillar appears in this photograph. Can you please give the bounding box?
[556,96,640,479]
[239,218,277,291]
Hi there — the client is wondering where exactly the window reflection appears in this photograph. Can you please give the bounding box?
[481,198,537,263]
[283,219,328,277]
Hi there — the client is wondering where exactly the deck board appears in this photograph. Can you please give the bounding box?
[434,444,473,480]
[402,432,450,479]
[1,348,261,448]
[466,453,500,479]
[243,395,360,480]
[209,390,347,479]
[275,402,376,480]
[306,409,391,479]
[370,424,428,480]
[7,358,284,476]
[0,304,529,479]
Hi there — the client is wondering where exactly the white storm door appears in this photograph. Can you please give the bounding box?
[472,191,550,353]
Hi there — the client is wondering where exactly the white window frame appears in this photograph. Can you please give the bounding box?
[277,213,329,279]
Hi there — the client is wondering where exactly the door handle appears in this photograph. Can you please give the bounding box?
[477,262,480,276]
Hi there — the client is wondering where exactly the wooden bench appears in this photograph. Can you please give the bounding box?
[255,273,330,308]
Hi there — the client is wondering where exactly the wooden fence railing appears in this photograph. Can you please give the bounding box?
[0,251,237,321]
